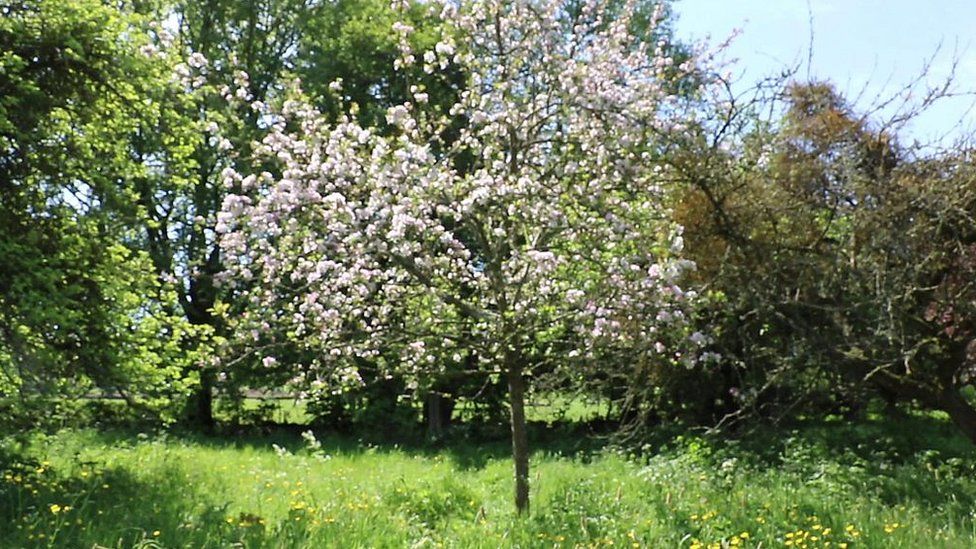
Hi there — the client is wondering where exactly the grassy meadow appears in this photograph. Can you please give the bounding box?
[2,407,975,548]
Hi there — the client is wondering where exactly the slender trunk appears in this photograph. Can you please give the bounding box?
[507,362,530,514]
[940,388,976,444]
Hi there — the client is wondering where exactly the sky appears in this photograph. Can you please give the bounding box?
[671,0,976,144]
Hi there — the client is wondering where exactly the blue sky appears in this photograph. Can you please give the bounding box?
[672,0,976,143]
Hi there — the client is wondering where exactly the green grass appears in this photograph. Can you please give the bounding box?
[2,414,975,548]
[211,393,609,427]
[215,398,313,425]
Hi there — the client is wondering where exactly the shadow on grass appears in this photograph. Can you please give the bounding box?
[46,408,975,472]
[651,411,976,512]
[61,416,613,473]
[0,458,261,548]
[717,411,975,466]
[15,409,976,520]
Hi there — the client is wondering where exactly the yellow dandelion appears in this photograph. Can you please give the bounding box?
[49,504,62,514]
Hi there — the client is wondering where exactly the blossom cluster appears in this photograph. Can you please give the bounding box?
[217,0,721,391]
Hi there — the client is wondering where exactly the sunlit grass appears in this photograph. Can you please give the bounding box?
[2,414,975,547]
[210,392,610,427]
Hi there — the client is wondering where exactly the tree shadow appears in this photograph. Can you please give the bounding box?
[652,411,976,512]
[35,408,976,516]
[0,457,270,548]
[73,416,613,472]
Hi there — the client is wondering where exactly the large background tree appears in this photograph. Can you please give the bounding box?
[0,0,196,425]
[671,78,976,438]
[126,0,323,430]
[128,0,465,430]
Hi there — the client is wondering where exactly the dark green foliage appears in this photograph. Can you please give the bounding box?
[297,0,460,128]
[671,81,976,437]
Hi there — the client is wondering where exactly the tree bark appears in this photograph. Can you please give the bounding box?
[425,392,452,439]
[184,248,220,432]
[507,362,530,514]
[190,368,216,434]
[939,388,976,444]
[873,367,976,445]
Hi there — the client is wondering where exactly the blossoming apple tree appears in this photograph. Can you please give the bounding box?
[217,0,719,513]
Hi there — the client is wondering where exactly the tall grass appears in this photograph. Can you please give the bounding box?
[2,413,974,547]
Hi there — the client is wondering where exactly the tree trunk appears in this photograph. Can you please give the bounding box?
[873,366,976,445]
[184,258,219,432]
[939,388,976,444]
[424,392,452,439]
[190,368,216,434]
[507,363,530,514]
